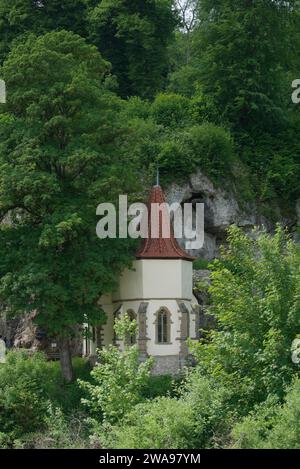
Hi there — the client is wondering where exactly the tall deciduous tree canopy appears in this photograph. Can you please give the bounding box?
[0,30,139,381]
[0,0,88,62]
[87,0,177,98]
[0,1,176,99]
[195,0,297,131]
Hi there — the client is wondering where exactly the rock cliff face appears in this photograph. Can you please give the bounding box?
[166,171,297,260]
[0,311,82,357]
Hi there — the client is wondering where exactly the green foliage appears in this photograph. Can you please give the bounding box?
[167,64,200,98]
[157,137,191,181]
[87,0,177,98]
[80,316,154,424]
[0,1,176,101]
[101,373,231,449]
[193,226,300,410]
[193,258,210,270]
[0,31,139,363]
[101,396,197,449]
[184,124,234,180]
[157,123,234,182]
[114,312,137,343]
[167,1,300,203]
[231,378,300,449]
[180,372,234,449]
[47,357,92,414]
[80,344,153,424]
[14,405,90,449]
[0,0,88,63]
[0,351,92,447]
[151,93,191,128]
[0,351,52,440]
[195,0,293,131]
[141,374,177,399]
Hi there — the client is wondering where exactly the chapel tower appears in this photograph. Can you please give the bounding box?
[84,184,199,374]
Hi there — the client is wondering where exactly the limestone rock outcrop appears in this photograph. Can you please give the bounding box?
[166,171,296,260]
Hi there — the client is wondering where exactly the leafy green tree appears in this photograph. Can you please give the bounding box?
[87,0,177,98]
[0,0,88,63]
[193,226,300,411]
[195,0,296,131]
[0,30,139,382]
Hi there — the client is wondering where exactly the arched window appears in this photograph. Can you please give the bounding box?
[126,309,137,345]
[156,308,171,344]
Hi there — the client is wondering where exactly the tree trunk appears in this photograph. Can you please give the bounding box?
[58,336,73,383]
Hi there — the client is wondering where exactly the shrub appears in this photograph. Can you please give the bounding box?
[14,405,90,449]
[101,396,197,449]
[231,378,300,449]
[46,356,92,413]
[184,124,234,181]
[97,373,231,450]
[151,93,191,128]
[181,372,233,448]
[80,314,154,424]
[193,258,210,270]
[156,123,234,183]
[141,375,178,399]
[0,351,53,440]
[80,345,153,425]
[0,351,91,446]
[157,138,192,181]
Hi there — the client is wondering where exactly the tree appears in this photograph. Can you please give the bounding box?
[0,0,88,63]
[86,0,177,98]
[0,30,139,382]
[194,0,297,131]
[176,0,198,64]
[193,226,300,410]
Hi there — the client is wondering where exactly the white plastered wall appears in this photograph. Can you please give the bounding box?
[113,259,194,302]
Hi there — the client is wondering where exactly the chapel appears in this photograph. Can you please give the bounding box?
[83,183,200,374]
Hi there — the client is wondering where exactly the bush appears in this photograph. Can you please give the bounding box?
[14,405,90,449]
[101,396,197,449]
[156,123,234,183]
[151,93,191,128]
[100,373,231,449]
[80,314,154,425]
[184,124,234,181]
[231,378,300,449]
[47,356,92,413]
[193,258,210,270]
[80,345,153,425]
[181,372,233,448]
[0,351,53,442]
[0,351,91,446]
[141,375,178,399]
[157,138,192,181]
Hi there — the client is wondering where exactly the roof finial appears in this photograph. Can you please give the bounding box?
[156,165,160,187]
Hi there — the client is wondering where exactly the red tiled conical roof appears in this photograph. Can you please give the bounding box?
[136,185,195,261]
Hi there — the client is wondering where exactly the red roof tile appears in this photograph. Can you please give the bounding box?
[136,185,195,261]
